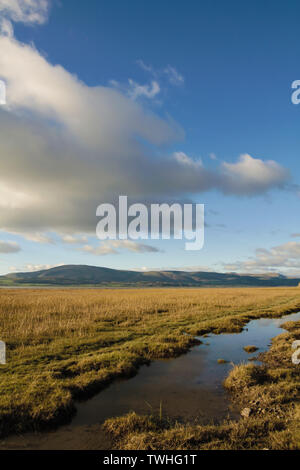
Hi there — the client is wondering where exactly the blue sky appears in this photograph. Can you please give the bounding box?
[0,0,300,275]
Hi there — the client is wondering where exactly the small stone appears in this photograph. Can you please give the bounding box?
[241,407,252,418]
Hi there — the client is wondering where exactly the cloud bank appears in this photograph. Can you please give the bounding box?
[224,241,300,274]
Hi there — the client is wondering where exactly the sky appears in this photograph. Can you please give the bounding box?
[0,0,300,275]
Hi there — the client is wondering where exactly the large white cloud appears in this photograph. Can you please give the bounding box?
[0,30,290,237]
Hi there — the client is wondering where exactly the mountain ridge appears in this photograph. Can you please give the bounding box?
[0,264,299,287]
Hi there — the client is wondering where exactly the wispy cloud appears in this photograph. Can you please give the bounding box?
[110,77,161,101]
[82,240,161,256]
[163,65,184,86]
[128,79,160,100]
[24,232,54,244]
[136,59,155,75]
[9,263,64,273]
[224,241,300,274]
[173,151,202,168]
[136,265,214,272]
[61,234,88,245]
[137,60,184,86]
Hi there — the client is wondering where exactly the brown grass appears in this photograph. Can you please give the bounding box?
[0,286,300,440]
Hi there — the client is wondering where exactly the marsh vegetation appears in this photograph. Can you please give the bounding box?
[0,287,299,449]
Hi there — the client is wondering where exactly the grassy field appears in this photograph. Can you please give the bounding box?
[0,287,300,447]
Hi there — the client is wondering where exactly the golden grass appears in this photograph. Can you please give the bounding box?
[0,286,300,439]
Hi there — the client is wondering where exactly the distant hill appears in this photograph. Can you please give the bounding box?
[0,264,299,287]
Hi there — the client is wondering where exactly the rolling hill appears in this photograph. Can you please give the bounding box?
[0,264,299,287]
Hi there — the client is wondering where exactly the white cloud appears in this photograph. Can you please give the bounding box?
[221,154,289,195]
[136,60,155,75]
[4,230,55,243]
[0,240,20,253]
[0,33,183,234]
[0,31,290,238]
[173,151,202,168]
[9,263,64,272]
[224,241,300,274]
[0,0,49,24]
[136,265,214,272]
[128,79,160,100]
[24,232,54,243]
[111,74,161,101]
[137,60,184,87]
[83,244,117,256]
[83,240,161,256]
[61,234,88,244]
